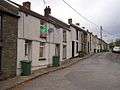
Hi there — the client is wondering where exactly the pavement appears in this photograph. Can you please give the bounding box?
[0,53,94,90]
[10,52,120,90]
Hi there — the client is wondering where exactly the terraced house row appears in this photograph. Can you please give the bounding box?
[0,0,108,79]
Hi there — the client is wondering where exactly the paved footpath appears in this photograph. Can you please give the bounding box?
[11,52,120,90]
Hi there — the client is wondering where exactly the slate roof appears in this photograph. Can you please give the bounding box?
[0,0,19,17]
[3,0,70,30]
[47,15,70,30]
[70,24,87,35]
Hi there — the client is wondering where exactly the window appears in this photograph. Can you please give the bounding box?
[40,25,48,38]
[39,42,45,58]
[63,45,67,59]
[55,44,60,56]
[63,30,67,43]
[25,40,32,56]
[25,40,29,56]
[76,42,78,53]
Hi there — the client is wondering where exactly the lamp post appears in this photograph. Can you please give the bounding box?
[100,26,103,52]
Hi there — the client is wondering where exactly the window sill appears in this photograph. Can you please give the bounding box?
[39,58,46,61]
[62,57,66,59]
[63,41,67,43]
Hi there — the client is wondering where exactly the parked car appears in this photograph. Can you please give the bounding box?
[112,46,120,53]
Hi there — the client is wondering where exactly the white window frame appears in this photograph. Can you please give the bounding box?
[39,42,45,58]
[63,30,67,43]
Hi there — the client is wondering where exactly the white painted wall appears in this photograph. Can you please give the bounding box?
[70,26,79,57]
[17,11,72,75]
[66,30,72,59]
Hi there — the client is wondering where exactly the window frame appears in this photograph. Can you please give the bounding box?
[39,42,45,58]
[63,30,67,43]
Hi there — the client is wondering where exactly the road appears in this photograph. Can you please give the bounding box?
[12,52,120,90]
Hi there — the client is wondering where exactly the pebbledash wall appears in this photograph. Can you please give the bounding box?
[17,11,72,75]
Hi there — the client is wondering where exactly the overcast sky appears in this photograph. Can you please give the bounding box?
[11,0,120,43]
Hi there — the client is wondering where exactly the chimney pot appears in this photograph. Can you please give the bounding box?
[23,1,31,10]
[76,23,80,26]
[68,18,72,24]
[82,27,85,29]
[44,6,51,16]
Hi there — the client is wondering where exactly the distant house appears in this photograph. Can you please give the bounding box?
[68,19,88,56]
[86,30,92,54]
[15,2,71,75]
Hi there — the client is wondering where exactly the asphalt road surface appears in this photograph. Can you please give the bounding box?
[12,52,120,90]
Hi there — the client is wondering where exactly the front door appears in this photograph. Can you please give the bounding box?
[88,42,89,53]
[72,41,74,57]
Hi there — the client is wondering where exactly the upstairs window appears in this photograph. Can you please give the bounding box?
[63,30,67,43]
[40,25,48,38]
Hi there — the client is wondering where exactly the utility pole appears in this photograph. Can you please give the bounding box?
[42,0,46,5]
[100,26,103,52]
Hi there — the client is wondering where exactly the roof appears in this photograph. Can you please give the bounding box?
[70,24,87,35]
[5,0,70,31]
[0,0,19,17]
[47,15,70,30]
[0,0,18,13]
[0,5,19,17]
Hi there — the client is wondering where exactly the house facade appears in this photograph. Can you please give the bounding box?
[68,19,82,57]
[86,30,92,54]
[16,2,72,75]
[68,19,89,56]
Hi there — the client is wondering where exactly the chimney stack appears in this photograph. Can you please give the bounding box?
[68,18,72,24]
[23,1,31,10]
[87,29,89,32]
[44,6,51,16]
[82,27,85,29]
[76,23,80,26]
